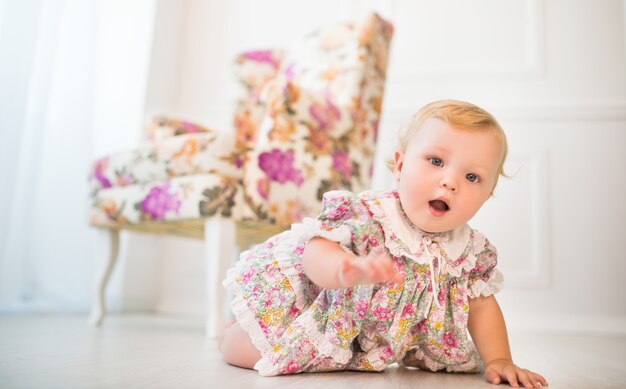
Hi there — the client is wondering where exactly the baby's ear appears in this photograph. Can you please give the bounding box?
[393,150,404,180]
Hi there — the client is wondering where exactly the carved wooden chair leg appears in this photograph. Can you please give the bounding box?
[204,218,236,338]
[89,228,120,326]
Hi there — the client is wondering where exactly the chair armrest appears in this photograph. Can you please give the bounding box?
[90,130,241,191]
[146,116,213,141]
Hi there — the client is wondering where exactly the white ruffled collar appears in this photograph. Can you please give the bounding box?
[368,192,484,278]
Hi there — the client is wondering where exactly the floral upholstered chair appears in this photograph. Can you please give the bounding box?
[88,13,393,337]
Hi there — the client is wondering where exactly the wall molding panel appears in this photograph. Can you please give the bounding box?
[384,101,626,123]
[506,313,626,335]
[467,149,551,288]
[388,0,545,80]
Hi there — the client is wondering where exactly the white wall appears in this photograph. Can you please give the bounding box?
[141,0,626,333]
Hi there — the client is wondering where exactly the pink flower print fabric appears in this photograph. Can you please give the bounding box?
[241,50,281,69]
[93,158,113,188]
[223,190,502,376]
[331,151,353,183]
[309,93,341,131]
[139,182,181,220]
[258,148,304,186]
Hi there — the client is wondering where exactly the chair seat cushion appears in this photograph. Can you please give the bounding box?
[89,174,242,227]
[90,130,241,191]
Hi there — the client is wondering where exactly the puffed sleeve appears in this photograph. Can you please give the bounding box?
[467,236,504,298]
[291,190,374,256]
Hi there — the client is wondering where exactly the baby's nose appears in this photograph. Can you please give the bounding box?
[441,177,457,191]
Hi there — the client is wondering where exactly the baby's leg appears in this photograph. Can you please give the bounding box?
[218,320,261,369]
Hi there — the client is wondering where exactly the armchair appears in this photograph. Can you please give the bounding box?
[88,13,393,337]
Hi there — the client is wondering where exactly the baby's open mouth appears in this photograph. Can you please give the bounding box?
[429,199,450,212]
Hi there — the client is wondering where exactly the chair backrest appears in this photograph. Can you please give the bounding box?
[234,13,393,226]
[231,49,284,166]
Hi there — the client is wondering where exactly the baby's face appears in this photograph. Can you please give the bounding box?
[393,118,503,233]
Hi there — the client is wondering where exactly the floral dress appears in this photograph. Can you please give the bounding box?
[223,190,503,376]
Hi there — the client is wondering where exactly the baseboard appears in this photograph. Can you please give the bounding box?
[155,298,205,318]
[506,313,626,336]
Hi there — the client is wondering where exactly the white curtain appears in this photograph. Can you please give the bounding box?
[0,0,157,312]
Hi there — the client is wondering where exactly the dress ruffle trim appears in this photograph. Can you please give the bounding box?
[363,346,399,371]
[401,347,481,373]
[223,272,274,362]
[468,268,504,298]
[292,217,352,247]
[231,300,355,376]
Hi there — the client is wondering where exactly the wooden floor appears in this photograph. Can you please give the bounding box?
[0,314,624,389]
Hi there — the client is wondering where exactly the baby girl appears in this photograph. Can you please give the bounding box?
[220,100,548,388]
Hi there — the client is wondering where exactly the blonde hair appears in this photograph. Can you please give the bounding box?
[386,99,508,188]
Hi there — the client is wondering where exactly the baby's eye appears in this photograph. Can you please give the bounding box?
[466,173,479,183]
[429,157,443,167]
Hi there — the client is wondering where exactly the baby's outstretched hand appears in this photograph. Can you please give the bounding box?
[484,359,548,388]
[337,252,403,287]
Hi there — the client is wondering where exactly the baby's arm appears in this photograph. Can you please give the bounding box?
[302,237,402,289]
[468,295,548,388]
